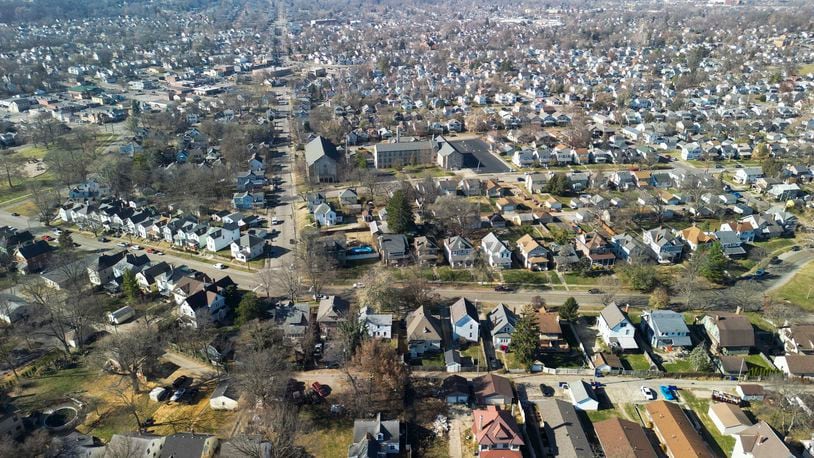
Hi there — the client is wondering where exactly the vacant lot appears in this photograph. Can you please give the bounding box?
[772,260,814,310]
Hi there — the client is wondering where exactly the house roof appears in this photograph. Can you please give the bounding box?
[540,399,592,458]
[600,303,628,329]
[734,421,793,458]
[488,304,518,336]
[709,402,751,429]
[316,295,346,323]
[473,374,513,403]
[450,297,478,324]
[351,413,400,447]
[788,325,814,352]
[594,418,658,458]
[782,354,814,375]
[708,314,755,348]
[406,306,442,342]
[644,310,690,335]
[16,240,54,260]
[441,375,469,396]
[680,226,713,245]
[593,352,623,369]
[211,381,238,400]
[537,311,562,335]
[645,400,714,458]
[159,433,214,458]
[472,406,524,447]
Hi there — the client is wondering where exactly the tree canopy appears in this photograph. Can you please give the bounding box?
[384,189,414,234]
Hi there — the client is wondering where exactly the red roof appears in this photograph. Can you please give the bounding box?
[472,406,525,448]
[479,451,522,458]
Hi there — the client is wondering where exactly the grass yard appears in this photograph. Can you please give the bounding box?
[12,366,93,411]
[772,259,814,310]
[753,238,796,254]
[436,267,475,283]
[662,359,695,373]
[499,351,525,370]
[623,353,653,371]
[562,273,602,286]
[621,403,642,422]
[744,354,776,372]
[681,391,735,456]
[799,63,814,75]
[585,408,621,423]
[461,344,483,364]
[537,351,584,369]
[296,415,354,458]
[413,352,446,368]
[502,270,551,286]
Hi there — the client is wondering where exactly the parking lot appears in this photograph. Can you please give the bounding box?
[450,139,511,173]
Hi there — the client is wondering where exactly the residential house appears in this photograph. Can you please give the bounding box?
[597,303,638,351]
[610,233,651,264]
[643,227,684,263]
[135,262,172,292]
[734,167,764,185]
[232,191,264,210]
[106,434,166,458]
[539,399,592,458]
[314,203,338,226]
[568,380,599,411]
[772,354,814,379]
[708,402,752,436]
[87,251,126,286]
[0,227,33,254]
[713,231,747,259]
[338,188,359,207]
[0,408,23,440]
[235,171,267,192]
[359,306,393,339]
[516,234,549,271]
[640,310,692,349]
[702,314,755,355]
[594,418,658,458]
[444,350,470,373]
[471,406,524,457]
[488,304,518,352]
[575,231,616,267]
[537,310,566,351]
[406,306,443,358]
[305,136,340,183]
[445,236,475,268]
[378,234,410,265]
[160,433,219,458]
[460,178,482,197]
[450,297,479,343]
[678,226,714,251]
[551,243,580,272]
[779,325,814,355]
[15,240,54,273]
[735,384,765,402]
[472,374,514,406]
[719,221,756,243]
[348,413,401,457]
[645,400,715,458]
[316,295,347,338]
[205,224,240,252]
[209,382,239,411]
[230,234,265,262]
[413,236,440,266]
[732,421,794,458]
[512,149,535,168]
[481,232,512,269]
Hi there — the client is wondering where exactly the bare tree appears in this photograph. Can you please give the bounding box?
[102,323,164,393]
[255,266,300,301]
[296,228,335,298]
[430,194,480,237]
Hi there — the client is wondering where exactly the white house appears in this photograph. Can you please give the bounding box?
[597,303,638,351]
[314,203,337,226]
[205,225,240,252]
[480,232,512,269]
[450,297,479,343]
[512,149,535,168]
[732,421,794,458]
[487,304,517,352]
[230,234,265,262]
[209,382,239,411]
[734,167,763,185]
[359,306,392,339]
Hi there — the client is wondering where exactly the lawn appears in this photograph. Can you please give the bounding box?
[413,352,446,368]
[681,391,735,456]
[585,408,621,423]
[744,354,776,372]
[499,351,525,370]
[436,267,474,283]
[461,344,483,365]
[752,238,796,254]
[662,359,695,373]
[772,259,814,310]
[537,351,584,369]
[563,273,602,286]
[623,353,653,371]
[502,270,551,286]
[12,365,93,411]
[296,414,354,458]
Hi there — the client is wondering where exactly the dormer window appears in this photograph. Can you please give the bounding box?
[376,433,384,441]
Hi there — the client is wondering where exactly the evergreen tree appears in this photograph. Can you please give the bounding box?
[512,305,541,369]
[236,293,263,325]
[122,269,139,302]
[700,242,728,284]
[57,231,74,250]
[385,189,414,234]
[559,297,579,321]
[688,345,712,372]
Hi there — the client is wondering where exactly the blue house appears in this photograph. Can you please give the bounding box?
[232,192,264,210]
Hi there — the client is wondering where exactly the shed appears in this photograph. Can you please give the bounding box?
[568,380,599,411]
[708,402,752,435]
[735,384,765,402]
[107,306,135,325]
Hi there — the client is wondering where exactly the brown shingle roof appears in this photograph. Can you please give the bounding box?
[711,314,755,348]
[594,418,658,458]
[473,374,513,404]
[645,400,714,458]
[537,311,562,335]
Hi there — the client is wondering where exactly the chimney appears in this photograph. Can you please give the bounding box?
[479,415,483,431]
[624,304,630,313]
[735,306,742,315]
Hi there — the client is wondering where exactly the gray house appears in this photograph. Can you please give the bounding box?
[348,413,401,457]
[444,236,475,268]
[406,306,443,357]
[640,310,692,349]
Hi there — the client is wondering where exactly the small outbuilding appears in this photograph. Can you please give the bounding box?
[209,381,239,411]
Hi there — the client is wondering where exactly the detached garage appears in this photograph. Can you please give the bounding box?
[209,381,239,411]
[441,375,469,404]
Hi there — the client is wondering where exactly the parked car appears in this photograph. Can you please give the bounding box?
[540,384,554,397]
[791,245,801,252]
[588,288,602,294]
[754,268,768,278]
[641,386,657,400]
[213,263,226,270]
[172,375,189,389]
[494,284,514,292]
[311,382,330,398]
[116,242,128,248]
[769,257,782,265]
[10,212,19,217]
[97,237,109,242]
[659,385,676,401]
[271,217,279,225]
[41,235,54,241]
[170,388,186,402]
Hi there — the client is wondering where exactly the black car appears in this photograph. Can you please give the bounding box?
[588,288,602,294]
[540,384,554,397]
[769,257,782,265]
[791,245,801,252]
[172,375,189,389]
[494,284,514,292]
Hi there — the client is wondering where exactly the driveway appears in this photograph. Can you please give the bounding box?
[448,416,463,458]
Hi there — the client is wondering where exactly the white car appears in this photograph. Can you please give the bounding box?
[116,242,128,248]
[271,217,279,225]
[640,386,657,401]
[213,263,226,270]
